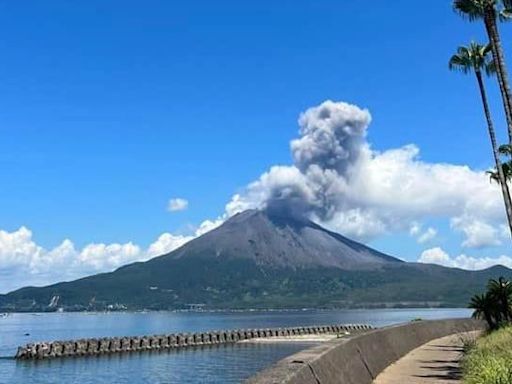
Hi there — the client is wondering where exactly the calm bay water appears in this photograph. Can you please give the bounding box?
[0,308,471,383]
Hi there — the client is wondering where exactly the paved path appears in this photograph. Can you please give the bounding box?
[373,331,480,384]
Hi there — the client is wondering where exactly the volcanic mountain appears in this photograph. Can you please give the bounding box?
[170,209,400,269]
[1,209,511,311]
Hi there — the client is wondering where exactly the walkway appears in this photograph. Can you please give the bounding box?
[373,331,480,384]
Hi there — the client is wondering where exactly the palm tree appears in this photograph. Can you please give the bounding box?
[454,0,512,143]
[499,143,512,156]
[487,160,512,183]
[469,292,498,328]
[488,144,512,198]
[488,276,512,322]
[449,42,512,237]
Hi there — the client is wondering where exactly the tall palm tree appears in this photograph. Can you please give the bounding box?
[454,0,512,143]
[449,42,512,236]
[488,276,512,322]
[469,292,498,328]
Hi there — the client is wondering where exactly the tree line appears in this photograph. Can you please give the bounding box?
[450,0,512,237]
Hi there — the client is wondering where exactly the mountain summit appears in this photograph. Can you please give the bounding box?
[169,209,400,269]
[1,209,510,311]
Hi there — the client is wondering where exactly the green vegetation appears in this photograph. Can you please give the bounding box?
[488,144,512,183]
[452,0,512,237]
[469,277,512,329]
[1,259,511,311]
[462,278,512,383]
[462,326,512,384]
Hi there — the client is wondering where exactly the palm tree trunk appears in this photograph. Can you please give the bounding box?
[484,8,512,144]
[476,70,512,238]
[484,311,495,329]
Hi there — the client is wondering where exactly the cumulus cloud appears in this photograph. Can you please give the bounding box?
[418,247,452,266]
[418,227,437,244]
[407,223,437,244]
[144,218,224,259]
[146,233,193,258]
[419,247,512,270]
[168,198,189,212]
[0,217,224,293]
[225,100,506,245]
[77,242,142,270]
[451,215,501,248]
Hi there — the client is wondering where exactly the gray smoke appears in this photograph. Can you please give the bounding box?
[226,100,372,220]
[291,100,370,174]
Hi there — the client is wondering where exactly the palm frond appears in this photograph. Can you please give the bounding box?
[487,169,501,183]
[449,42,494,75]
[501,0,512,18]
[453,0,486,21]
[498,144,512,155]
[503,161,512,180]
[449,55,472,73]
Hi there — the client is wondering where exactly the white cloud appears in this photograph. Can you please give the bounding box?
[409,222,421,236]
[501,225,511,240]
[0,226,42,269]
[418,227,437,244]
[451,215,501,248]
[168,198,189,212]
[320,209,388,242]
[418,247,452,266]
[146,233,193,258]
[419,247,512,270]
[224,100,506,243]
[77,242,142,270]
[0,217,226,293]
[195,217,224,236]
[407,223,437,244]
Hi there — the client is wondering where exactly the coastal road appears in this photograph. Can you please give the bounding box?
[373,331,480,384]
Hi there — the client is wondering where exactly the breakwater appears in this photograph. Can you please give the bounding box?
[247,318,485,384]
[15,323,372,360]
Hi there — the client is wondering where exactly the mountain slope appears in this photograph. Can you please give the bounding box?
[1,210,510,311]
[169,209,400,269]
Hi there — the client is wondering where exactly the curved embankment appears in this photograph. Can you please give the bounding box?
[246,318,485,384]
[15,323,372,360]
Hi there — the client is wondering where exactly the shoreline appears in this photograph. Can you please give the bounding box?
[0,306,470,315]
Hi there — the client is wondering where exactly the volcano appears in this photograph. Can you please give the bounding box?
[170,209,400,269]
[1,210,511,311]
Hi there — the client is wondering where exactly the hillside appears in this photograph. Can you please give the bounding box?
[1,210,510,311]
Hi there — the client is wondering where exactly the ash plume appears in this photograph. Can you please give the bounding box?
[227,100,371,220]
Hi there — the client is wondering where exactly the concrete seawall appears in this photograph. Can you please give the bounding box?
[246,318,486,384]
[15,323,372,360]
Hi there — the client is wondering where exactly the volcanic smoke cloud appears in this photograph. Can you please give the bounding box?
[227,100,372,220]
[226,100,505,243]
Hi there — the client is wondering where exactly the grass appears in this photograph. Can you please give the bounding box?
[459,332,478,354]
[462,326,512,384]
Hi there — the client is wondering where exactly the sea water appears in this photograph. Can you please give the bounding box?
[0,308,471,383]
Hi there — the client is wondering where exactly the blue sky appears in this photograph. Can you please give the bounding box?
[1,1,511,292]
